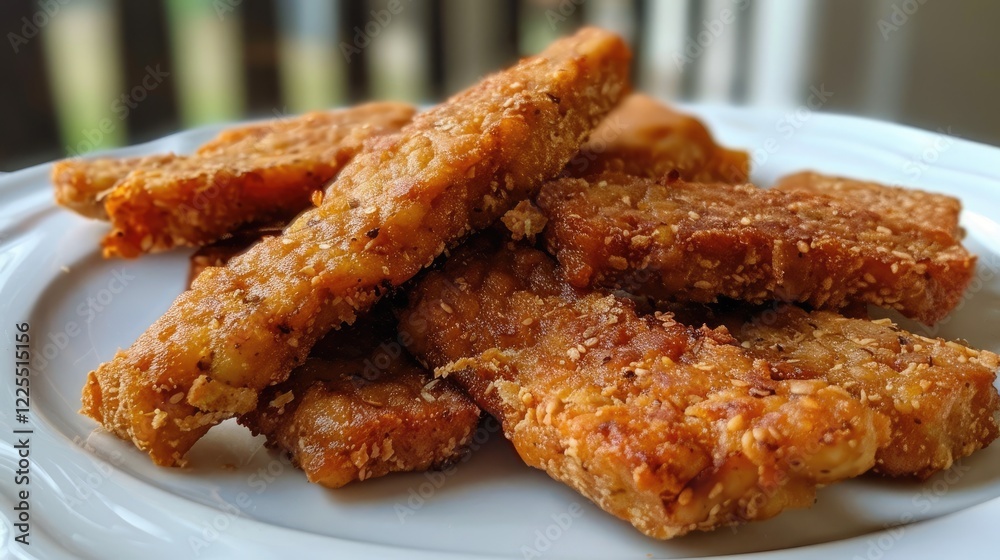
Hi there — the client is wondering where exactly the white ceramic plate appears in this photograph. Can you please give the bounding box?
[1,106,999,560]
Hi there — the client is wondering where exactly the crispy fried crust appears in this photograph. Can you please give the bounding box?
[187,225,284,286]
[193,237,480,488]
[52,104,414,231]
[399,239,886,539]
[53,155,177,219]
[564,94,749,182]
[101,103,416,258]
[238,310,480,488]
[81,28,631,466]
[673,303,1000,479]
[773,171,962,237]
[537,173,976,324]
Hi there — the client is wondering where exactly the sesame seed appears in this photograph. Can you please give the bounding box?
[788,380,816,395]
[727,414,745,432]
[677,488,693,506]
[440,302,454,314]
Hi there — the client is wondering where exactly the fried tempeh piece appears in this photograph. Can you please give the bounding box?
[81,28,631,466]
[773,171,962,237]
[564,94,749,182]
[53,154,177,219]
[239,308,480,489]
[399,239,886,539]
[672,303,1000,479]
[190,237,481,488]
[537,172,976,324]
[52,103,415,229]
[104,103,416,258]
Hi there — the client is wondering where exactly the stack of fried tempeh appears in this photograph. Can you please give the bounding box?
[57,29,998,539]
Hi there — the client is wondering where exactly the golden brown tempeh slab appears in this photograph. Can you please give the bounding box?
[565,94,749,182]
[52,103,415,239]
[81,28,631,466]
[400,239,886,539]
[113,104,415,257]
[773,171,962,237]
[671,302,1000,479]
[53,154,177,219]
[239,309,480,489]
[537,172,975,324]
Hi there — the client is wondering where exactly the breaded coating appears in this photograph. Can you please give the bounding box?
[674,303,1000,479]
[187,225,284,286]
[191,241,480,488]
[239,310,480,488]
[537,173,975,324]
[773,171,962,237]
[102,103,416,258]
[52,104,414,231]
[53,154,176,219]
[564,94,749,182]
[81,28,631,466]
[399,239,886,539]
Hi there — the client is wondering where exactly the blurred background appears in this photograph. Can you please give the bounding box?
[0,0,997,171]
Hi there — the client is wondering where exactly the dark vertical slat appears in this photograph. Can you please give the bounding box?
[117,0,179,144]
[241,0,282,116]
[427,0,447,99]
[505,0,520,57]
[341,0,371,102]
[631,0,646,85]
[0,1,62,170]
